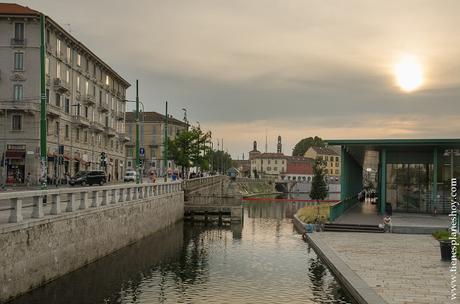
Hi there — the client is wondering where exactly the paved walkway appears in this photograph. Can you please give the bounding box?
[311,232,454,304]
[335,202,450,232]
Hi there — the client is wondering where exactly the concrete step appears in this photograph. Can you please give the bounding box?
[324,223,384,233]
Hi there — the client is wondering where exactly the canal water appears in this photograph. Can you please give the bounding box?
[11,200,352,304]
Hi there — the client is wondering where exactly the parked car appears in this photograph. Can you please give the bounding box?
[124,171,137,182]
[69,170,106,186]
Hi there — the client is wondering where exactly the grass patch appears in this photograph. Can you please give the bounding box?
[296,204,330,223]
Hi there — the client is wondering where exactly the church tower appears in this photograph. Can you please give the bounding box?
[277,136,282,154]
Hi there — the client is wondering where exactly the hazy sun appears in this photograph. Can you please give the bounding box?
[394,54,423,92]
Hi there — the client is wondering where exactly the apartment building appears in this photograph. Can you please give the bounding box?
[250,153,287,177]
[304,146,341,177]
[0,4,130,184]
[125,111,188,176]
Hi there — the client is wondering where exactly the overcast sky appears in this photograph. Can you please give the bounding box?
[21,0,460,158]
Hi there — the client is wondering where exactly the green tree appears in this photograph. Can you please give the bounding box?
[209,150,232,174]
[292,136,324,156]
[310,158,328,219]
[169,127,212,177]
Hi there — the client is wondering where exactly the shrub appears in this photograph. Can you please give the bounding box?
[432,229,460,259]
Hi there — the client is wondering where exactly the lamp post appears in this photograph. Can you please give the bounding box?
[39,14,47,189]
[163,101,168,182]
[123,80,143,184]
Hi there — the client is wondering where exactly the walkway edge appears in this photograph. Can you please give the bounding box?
[292,216,388,304]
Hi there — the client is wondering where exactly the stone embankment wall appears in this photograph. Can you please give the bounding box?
[0,191,183,302]
[235,177,277,197]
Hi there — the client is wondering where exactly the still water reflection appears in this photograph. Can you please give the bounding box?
[11,201,352,304]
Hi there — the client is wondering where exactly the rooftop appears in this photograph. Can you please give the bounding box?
[125,111,188,127]
[309,146,339,156]
[0,3,38,15]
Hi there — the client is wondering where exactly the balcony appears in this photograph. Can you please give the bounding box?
[97,103,109,113]
[10,38,26,47]
[90,121,104,133]
[71,115,90,128]
[47,104,61,118]
[53,78,70,92]
[0,101,39,114]
[118,132,131,143]
[116,111,124,121]
[82,94,95,106]
[105,126,116,137]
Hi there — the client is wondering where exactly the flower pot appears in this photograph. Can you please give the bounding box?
[439,240,452,261]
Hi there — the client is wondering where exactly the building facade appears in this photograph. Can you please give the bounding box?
[250,153,287,177]
[304,146,341,177]
[125,111,188,177]
[281,156,314,182]
[0,4,130,184]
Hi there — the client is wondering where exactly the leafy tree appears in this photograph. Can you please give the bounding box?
[168,127,212,177]
[209,150,232,174]
[292,136,324,156]
[310,158,328,219]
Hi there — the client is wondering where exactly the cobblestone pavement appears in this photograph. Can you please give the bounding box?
[314,232,455,304]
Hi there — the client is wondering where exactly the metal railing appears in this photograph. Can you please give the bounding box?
[329,195,358,221]
[0,181,182,225]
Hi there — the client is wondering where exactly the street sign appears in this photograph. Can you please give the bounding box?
[139,147,145,156]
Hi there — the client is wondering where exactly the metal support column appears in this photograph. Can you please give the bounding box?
[432,148,438,210]
[379,149,387,214]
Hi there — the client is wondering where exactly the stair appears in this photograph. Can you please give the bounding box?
[324,223,384,233]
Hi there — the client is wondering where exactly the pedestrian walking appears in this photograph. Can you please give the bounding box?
[25,172,32,187]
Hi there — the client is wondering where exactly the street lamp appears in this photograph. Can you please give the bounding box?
[123,80,142,184]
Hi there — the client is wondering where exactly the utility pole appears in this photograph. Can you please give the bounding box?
[40,14,47,189]
[135,80,140,184]
[163,101,168,182]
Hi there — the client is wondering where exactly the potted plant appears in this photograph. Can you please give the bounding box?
[432,229,459,261]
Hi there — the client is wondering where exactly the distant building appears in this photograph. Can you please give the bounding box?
[281,156,314,182]
[125,111,188,176]
[277,135,282,153]
[304,146,341,177]
[248,140,261,160]
[0,4,130,184]
[250,153,287,177]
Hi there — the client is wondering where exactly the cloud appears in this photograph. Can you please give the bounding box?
[20,0,460,158]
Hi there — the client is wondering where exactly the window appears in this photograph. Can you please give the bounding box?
[65,125,69,138]
[55,93,61,107]
[85,58,89,72]
[14,23,24,41]
[66,69,70,83]
[274,160,277,164]
[45,57,49,75]
[66,47,71,62]
[55,121,60,136]
[77,53,81,66]
[105,75,109,85]
[85,81,89,94]
[46,89,50,103]
[93,85,96,96]
[335,169,339,174]
[84,131,88,143]
[64,98,70,113]
[99,91,102,104]
[336,157,339,162]
[13,84,23,101]
[14,52,24,70]
[56,38,61,55]
[105,94,109,104]
[84,106,88,118]
[46,29,50,44]
[76,76,80,91]
[76,128,80,141]
[274,167,278,171]
[93,64,96,76]
[56,62,61,79]
[12,115,22,130]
